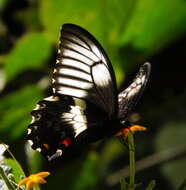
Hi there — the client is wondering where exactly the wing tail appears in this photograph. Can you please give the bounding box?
[118,62,151,119]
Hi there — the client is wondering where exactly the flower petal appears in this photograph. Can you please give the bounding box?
[115,128,130,137]
[26,180,35,190]
[18,171,50,190]
[18,177,29,186]
[36,171,50,178]
[35,176,47,184]
[115,125,146,137]
[130,125,146,132]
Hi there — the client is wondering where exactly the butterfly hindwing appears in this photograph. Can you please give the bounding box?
[27,95,111,160]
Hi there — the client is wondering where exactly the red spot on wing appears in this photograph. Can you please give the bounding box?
[59,138,71,147]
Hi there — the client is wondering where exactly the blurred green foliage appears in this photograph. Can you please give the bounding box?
[0,0,186,189]
[0,86,43,141]
[155,122,186,189]
[4,33,52,81]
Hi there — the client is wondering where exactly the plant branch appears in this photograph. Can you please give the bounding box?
[106,144,186,186]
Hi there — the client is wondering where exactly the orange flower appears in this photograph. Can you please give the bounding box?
[116,125,146,137]
[18,171,50,190]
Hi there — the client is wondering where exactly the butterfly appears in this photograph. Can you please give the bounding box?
[26,24,151,161]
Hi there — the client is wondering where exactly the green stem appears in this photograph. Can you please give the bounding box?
[33,184,41,190]
[128,131,135,188]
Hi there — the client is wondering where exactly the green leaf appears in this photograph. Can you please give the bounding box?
[39,0,136,45]
[0,0,8,10]
[4,158,25,183]
[4,32,52,82]
[3,144,25,182]
[0,166,15,190]
[120,0,186,67]
[145,180,156,190]
[39,0,103,42]
[0,85,43,141]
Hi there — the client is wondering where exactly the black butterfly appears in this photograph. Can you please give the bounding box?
[26,24,151,161]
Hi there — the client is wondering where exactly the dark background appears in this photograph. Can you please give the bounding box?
[0,0,186,189]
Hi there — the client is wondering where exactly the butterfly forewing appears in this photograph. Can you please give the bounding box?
[118,62,151,119]
[52,24,117,117]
